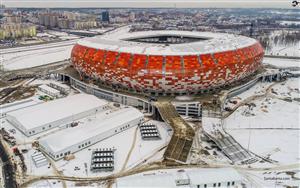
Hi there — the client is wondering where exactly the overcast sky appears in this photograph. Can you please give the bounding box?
[0,0,294,9]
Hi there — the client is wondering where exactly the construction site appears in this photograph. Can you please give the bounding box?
[0,26,300,188]
[0,52,299,188]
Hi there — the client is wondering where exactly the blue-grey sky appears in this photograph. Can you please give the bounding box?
[0,0,294,8]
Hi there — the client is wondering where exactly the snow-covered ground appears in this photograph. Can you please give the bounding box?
[263,57,300,68]
[224,81,273,110]
[16,114,169,178]
[0,79,171,179]
[45,30,81,40]
[54,120,170,178]
[1,45,72,70]
[271,78,300,99]
[0,40,78,71]
[7,118,170,178]
[240,168,300,188]
[224,78,300,165]
[265,42,300,57]
[0,40,76,54]
[264,30,300,57]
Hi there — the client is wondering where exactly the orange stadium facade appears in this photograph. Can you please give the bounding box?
[71,30,264,95]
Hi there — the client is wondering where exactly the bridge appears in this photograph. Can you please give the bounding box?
[154,101,195,163]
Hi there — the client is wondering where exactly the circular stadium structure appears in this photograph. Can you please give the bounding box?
[71,30,264,95]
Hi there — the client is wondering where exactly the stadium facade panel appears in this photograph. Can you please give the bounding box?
[71,30,264,94]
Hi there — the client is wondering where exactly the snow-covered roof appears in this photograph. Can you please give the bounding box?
[38,84,60,95]
[187,168,242,185]
[77,29,257,56]
[6,94,107,130]
[49,82,70,90]
[39,107,143,153]
[0,98,42,115]
[114,168,242,188]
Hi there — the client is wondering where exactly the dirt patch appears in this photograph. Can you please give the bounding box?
[0,85,37,105]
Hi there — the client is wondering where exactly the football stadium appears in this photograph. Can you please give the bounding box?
[71,30,264,95]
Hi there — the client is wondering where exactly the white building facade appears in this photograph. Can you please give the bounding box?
[114,168,243,188]
[172,101,202,118]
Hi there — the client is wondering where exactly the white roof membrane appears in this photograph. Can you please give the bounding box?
[77,30,257,56]
[7,94,108,130]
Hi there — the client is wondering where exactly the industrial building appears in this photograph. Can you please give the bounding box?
[39,107,144,160]
[6,94,108,136]
[172,101,202,118]
[49,82,71,95]
[113,168,242,188]
[38,84,60,98]
[0,98,42,118]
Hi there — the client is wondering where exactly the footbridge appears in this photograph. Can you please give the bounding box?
[154,101,195,163]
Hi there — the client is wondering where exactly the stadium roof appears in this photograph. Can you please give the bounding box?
[77,28,257,56]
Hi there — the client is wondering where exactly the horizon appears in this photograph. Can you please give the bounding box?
[0,0,295,9]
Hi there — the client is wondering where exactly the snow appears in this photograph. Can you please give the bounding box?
[202,117,223,135]
[0,98,42,117]
[263,57,300,68]
[77,29,257,55]
[224,95,300,164]
[0,40,76,54]
[39,107,143,153]
[38,85,60,95]
[241,169,300,188]
[1,45,72,70]
[265,42,300,57]
[271,78,300,99]
[40,120,170,178]
[0,40,77,70]
[88,28,114,33]
[113,168,242,188]
[7,94,107,131]
[1,88,170,179]
[124,120,171,169]
[42,30,81,40]
[264,30,300,57]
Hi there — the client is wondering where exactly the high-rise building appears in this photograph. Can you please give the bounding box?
[0,23,36,39]
[38,13,59,28]
[6,15,22,23]
[129,12,135,22]
[102,11,110,22]
[57,18,70,29]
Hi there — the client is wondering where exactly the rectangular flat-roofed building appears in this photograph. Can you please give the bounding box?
[49,82,71,94]
[113,168,242,188]
[39,107,144,160]
[6,94,108,136]
[38,84,60,98]
[0,98,42,118]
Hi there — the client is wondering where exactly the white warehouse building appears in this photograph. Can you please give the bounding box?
[6,94,108,136]
[39,107,144,160]
[114,168,243,188]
